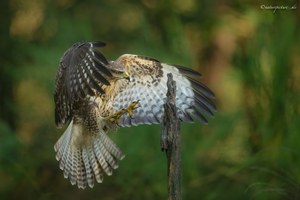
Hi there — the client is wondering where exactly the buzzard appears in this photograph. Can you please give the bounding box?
[54,41,216,189]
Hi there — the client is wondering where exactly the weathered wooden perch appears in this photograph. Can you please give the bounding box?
[161,73,181,200]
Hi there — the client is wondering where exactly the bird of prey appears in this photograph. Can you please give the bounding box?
[54,41,216,189]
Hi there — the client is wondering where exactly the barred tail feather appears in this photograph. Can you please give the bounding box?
[54,120,125,189]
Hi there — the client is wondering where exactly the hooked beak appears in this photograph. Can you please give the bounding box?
[124,71,130,81]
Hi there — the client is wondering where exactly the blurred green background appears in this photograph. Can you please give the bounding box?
[1,0,300,199]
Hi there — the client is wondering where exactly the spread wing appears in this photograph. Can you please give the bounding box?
[54,41,113,128]
[111,54,216,127]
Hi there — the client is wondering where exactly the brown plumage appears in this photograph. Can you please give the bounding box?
[54,41,216,189]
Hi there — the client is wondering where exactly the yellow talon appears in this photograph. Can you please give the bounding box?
[126,100,140,117]
[106,100,140,125]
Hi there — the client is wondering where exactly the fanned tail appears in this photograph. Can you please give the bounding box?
[54,120,125,189]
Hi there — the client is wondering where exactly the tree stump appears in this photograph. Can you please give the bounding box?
[161,73,181,200]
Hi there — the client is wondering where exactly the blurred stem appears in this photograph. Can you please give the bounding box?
[0,0,17,130]
[237,13,297,156]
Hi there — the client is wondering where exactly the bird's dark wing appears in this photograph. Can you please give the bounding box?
[54,41,113,128]
[111,54,216,127]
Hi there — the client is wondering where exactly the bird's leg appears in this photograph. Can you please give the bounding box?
[106,100,140,125]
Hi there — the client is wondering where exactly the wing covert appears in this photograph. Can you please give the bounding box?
[110,55,216,127]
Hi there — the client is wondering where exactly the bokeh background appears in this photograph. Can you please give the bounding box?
[1,0,300,199]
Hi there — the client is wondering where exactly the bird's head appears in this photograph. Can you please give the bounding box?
[108,61,130,81]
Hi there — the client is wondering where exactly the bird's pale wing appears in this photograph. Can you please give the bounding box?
[111,54,216,127]
[54,41,113,128]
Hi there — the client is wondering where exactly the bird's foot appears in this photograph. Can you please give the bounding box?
[106,100,140,125]
[124,100,140,117]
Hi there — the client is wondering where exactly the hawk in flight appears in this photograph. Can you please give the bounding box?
[54,41,216,189]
